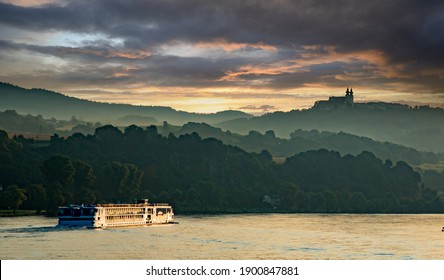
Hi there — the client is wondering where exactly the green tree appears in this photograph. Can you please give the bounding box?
[45,182,66,215]
[101,162,143,202]
[41,155,75,187]
[118,163,143,202]
[190,180,225,211]
[350,192,369,212]
[72,160,95,203]
[23,184,46,213]
[42,156,76,213]
[0,185,27,214]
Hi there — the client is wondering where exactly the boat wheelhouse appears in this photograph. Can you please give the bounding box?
[58,199,174,228]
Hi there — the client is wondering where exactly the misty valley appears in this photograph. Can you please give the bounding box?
[1,82,444,215]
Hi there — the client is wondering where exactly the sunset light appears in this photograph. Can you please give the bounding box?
[1,0,443,114]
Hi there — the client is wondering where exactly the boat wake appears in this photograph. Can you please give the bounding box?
[1,225,88,234]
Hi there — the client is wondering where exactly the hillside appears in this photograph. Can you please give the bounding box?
[1,126,443,214]
[4,109,442,200]
[0,82,251,125]
[217,104,444,153]
[3,81,444,153]
[2,109,442,167]
[0,109,100,137]
[159,122,443,166]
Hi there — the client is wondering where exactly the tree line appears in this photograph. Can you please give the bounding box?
[0,125,443,215]
[161,122,443,166]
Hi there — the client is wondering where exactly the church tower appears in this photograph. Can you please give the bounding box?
[345,87,354,107]
[313,87,355,110]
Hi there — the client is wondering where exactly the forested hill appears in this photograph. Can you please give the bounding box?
[3,81,444,153]
[1,108,441,166]
[160,122,443,166]
[217,104,444,153]
[1,126,442,214]
[0,82,251,125]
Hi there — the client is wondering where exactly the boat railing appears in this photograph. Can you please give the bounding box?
[151,203,171,206]
[96,204,144,207]
[95,203,171,207]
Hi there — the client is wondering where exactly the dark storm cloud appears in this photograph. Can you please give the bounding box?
[2,1,443,52]
[0,39,247,88]
[128,55,236,87]
[0,39,151,62]
[1,0,443,93]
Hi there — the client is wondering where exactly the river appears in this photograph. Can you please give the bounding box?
[1,214,443,259]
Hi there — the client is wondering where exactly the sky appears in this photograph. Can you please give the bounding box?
[0,0,443,114]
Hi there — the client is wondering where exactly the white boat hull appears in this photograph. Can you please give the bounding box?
[58,200,174,228]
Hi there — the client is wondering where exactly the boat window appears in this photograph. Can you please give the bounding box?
[73,209,81,217]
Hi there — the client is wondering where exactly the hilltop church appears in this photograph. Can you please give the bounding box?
[313,88,354,110]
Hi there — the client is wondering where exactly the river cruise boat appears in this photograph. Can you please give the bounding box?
[57,199,174,228]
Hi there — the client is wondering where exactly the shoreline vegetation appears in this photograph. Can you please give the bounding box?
[2,209,444,218]
[0,209,46,217]
[1,124,444,215]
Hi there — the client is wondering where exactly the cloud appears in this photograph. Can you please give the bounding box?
[0,39,152,61]
[238,104,278,112]
[2,1,443,55]
[0,0,443,112]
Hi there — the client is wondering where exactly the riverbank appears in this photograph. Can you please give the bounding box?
[2,208,444,217]
[0,210,46,217]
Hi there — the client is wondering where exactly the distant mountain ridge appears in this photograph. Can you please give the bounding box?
[0,82,251,125]
[3,81,444,153]
[2,108,441,167]
[160,122,443,166]
[217,101,444,153]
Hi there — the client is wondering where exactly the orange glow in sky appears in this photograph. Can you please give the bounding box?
[1,0,443,114]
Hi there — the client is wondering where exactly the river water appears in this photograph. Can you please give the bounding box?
[1,214,443,259]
